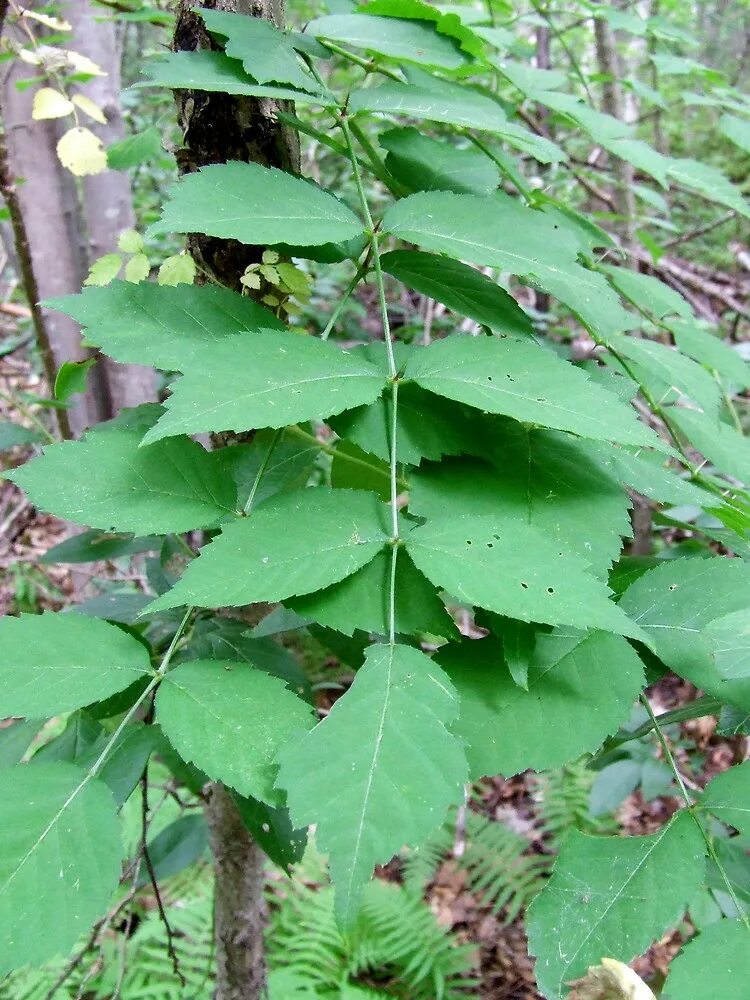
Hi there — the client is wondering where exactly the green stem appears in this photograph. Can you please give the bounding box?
[603,696,723,750]
[318,38,403,82]
[320,258,370,341]
[639,694,750,932]
[347,118,405,196]
[243,429,282,515]
[716,371,744,435]
[285,424,409,490]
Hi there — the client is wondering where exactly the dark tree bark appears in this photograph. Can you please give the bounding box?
[171,1,300,996]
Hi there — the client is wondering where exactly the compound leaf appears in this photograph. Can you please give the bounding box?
[381,249,533,337]
[0,763,122,974]
[403,334,663,450]
[277,643,467,922]
[156,659,313,805]
[379,127,500,197]
[0,612,151,717]
[150,162,364,246]
[146,488,389,613]
[46,281,283,371]
[140,329,385,445]
[527,811,705,999]
[663,920,750,1000]
[437,630,644,777]
[406,514,646,641]
[8,425,238,534]
[383,191,635,338]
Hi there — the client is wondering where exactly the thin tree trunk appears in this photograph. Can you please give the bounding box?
[171,1,299,995]
[65,0,156,410]
[0,50,111,434]
[205,785,268,999]
[593,11,637,263]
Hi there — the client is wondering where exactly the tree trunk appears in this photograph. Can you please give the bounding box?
[205,785,268,1000]
[65,0,156,410]
[593,9,637,263]
[171,0,299,995]
[0,50,111,434]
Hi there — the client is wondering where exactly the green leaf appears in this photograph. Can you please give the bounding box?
[602,265,693,320]
[490,614,535,689]
[527,811,705,999]
[199,9,319,92]
[720,113,750,153]
[381,250,533,337]
[0,762,123,974]
[349,81,564,162]
[406,514,646,640]
[140,50,331,105]
[378,127,500,197]
[704,609,750,681]
[277,643,467,921]
[410,428,633,576]
[402,334,663,449]
[54,358,96,401]
[699,761,750,834]
[306,13,467,70]
[182,617,311,701]
[149,162,364,247]
[0,612,151,717]
[8,425,238,534]
[361,0,485,57]
[222,428,318,509]
[0,420,43,449]
[668,320,750,389]
[47,281,283,371]
[667,159,750,218]
[107,126,163,169]
[608,334,721,418]
[135,814,208,887]
[437,630,644,777]
[587,442,711,507]
[382,192,635,338]
[329,382,478,466]
[669,407,750,486]
[37,715,158,807]
[330,441,391,500]
[288,550,457,638]
[140,330,386,445]
[145,488,389,613]
[124,252,150,283]
[619,558,750,711]
[233,793,307,872]
[589,759,643,816]
[156,660,313,805]
[663,920,750,1000]
[493,58,567,97]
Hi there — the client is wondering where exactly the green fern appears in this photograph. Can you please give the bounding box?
[534,758,617,848]
[0,962,73,1000]
[459,813,548,923]
[403,808,547,924]
[268,876,477,998]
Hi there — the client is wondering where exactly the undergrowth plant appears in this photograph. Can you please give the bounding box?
[2,2,750,997]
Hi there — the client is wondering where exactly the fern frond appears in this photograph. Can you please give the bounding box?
[401,824,454,896]
[0,962,73,1000]
[534,758,617,848]
[460,813,548,924]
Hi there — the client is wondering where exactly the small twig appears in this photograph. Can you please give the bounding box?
[141,767,185,987]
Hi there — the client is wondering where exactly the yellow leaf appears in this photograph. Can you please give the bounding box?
[65,50,106,76]
[56,126,107,177]
[568,959,656,1000]
[117,229,144,254]
[32,87,74,121]
[158,254,197,286]
[84,253,123,287]
[71,94,106,125]
[261,249,280,265]
[124,254,150,284]
[20,8,71,30]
